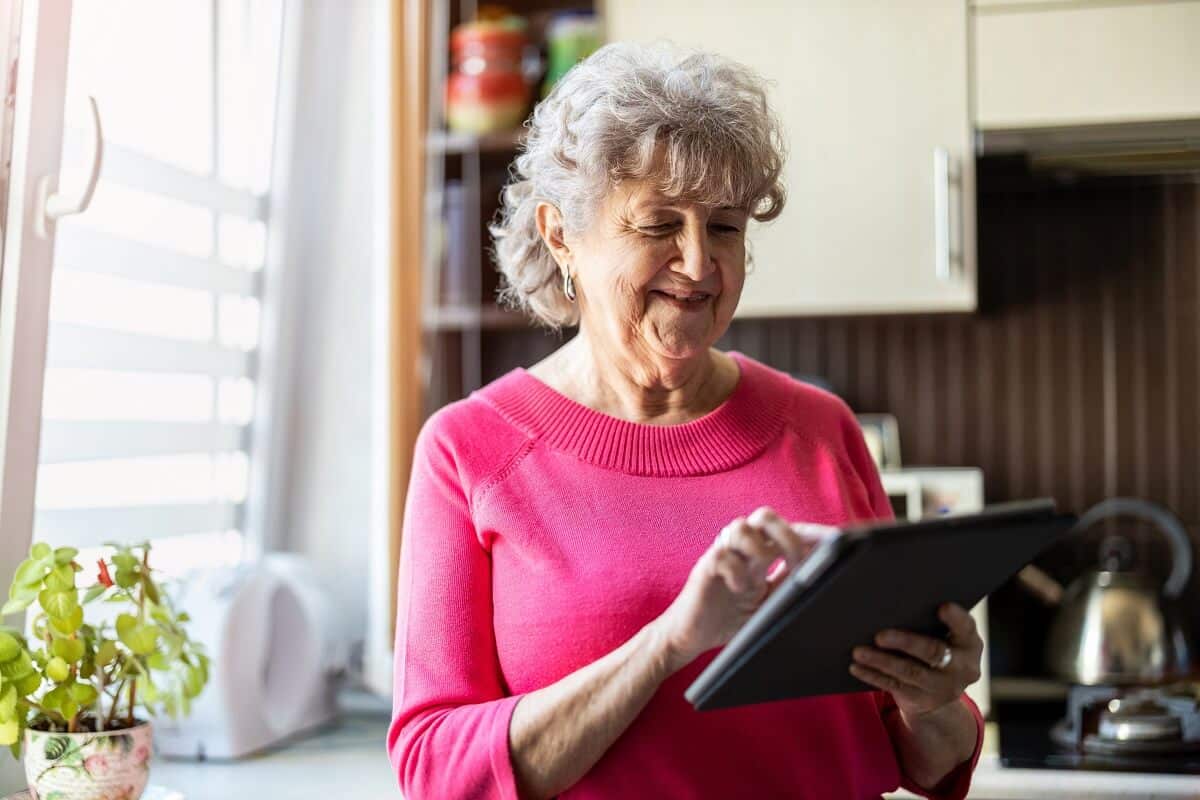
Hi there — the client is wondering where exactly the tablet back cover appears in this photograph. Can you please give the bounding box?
[686,501,1074,711]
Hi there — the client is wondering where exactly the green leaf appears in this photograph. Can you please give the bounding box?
[0,719,17,747]
[116,614,158,656]
[0,632,20,663]
[69,683,97,706]
[45,656,70,683]
[111,552,138,571]
[30,543,51,561]
[176,611,190,623]
[43,563,75,593]
[184,664,206,698]
[52,547,79,566]
[0,651,33,680]
[41,685,64,712]
[49,606,84,637]
[1,586,38,616]
[0,684,16,718]
[82,584,107,605]
[115,614,135,637]
[146,653,168,671]
[14,671,41,696]
[140,680,159,703]
[13,559,46,589]
[51,638,84,664]
[114,568,138,589]
[95,641,117,667]
[38,589,78,621]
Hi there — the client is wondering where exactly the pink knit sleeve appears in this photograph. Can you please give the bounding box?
[875,692,986,800]
[387,413,525,800]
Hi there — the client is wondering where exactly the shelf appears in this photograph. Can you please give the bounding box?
[425,128,526,155]
[424,303,534,331]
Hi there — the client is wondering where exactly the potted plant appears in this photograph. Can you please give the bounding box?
[0,541,209,800]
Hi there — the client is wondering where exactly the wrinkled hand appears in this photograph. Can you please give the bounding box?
[655,506,836,671]
[850,602,983,726]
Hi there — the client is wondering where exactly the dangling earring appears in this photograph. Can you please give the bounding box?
[562,269,577,302]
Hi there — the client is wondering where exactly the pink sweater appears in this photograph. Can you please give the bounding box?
[388,350,984,799]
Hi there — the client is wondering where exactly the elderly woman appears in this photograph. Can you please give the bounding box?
[388,43,984,799]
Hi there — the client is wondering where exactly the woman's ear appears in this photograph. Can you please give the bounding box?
[535,201,571,271]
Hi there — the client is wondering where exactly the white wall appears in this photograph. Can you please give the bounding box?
[271,0,379,658]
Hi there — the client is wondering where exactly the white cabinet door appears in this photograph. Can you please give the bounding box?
[973,0,1200,129]
[602,0,976,316]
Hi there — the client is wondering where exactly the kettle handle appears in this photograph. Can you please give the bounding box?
[1073,497,1193,598]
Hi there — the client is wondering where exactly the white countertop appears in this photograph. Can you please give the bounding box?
[962,755,1200,799]
[149,694,397,800]
[888,723,1200,800]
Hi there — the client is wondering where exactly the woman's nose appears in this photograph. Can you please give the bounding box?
[675,228,715,280]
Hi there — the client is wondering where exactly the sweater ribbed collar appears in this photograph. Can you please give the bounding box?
[476,350,788,477]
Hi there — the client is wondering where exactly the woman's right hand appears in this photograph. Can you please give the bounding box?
[653,506,837,672]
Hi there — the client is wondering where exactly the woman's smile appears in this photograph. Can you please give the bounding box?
[648,289,714,311]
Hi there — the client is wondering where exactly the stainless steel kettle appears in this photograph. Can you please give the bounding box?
[1035,498,1197,686]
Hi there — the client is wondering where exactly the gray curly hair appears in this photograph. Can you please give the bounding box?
[489,41,788,331]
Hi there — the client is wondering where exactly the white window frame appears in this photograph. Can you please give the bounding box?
[0,0,73,599]
[365,0,396,698]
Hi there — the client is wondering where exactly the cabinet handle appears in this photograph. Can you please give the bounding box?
[934,147,952,281]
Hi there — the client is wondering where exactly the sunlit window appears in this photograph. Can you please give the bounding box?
[34,0,285,573]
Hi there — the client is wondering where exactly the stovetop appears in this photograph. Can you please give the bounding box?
[996,690,1200,775]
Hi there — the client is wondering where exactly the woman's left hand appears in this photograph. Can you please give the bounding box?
[849,602,983,724]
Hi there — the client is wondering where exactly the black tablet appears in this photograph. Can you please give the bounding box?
[684,498,1075,711]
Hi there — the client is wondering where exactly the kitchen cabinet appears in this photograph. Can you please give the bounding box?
[972,0,1200,129]
[602,0,976,316]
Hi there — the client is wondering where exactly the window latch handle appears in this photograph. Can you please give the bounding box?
[36,95,103,239]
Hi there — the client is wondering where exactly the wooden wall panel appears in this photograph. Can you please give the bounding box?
[390,0,429,635]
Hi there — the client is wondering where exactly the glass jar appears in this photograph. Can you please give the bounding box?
[445,19,530,135]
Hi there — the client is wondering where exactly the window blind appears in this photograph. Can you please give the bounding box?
[33,0,284,576]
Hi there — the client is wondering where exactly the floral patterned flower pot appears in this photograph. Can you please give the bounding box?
[24,721,152,800]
